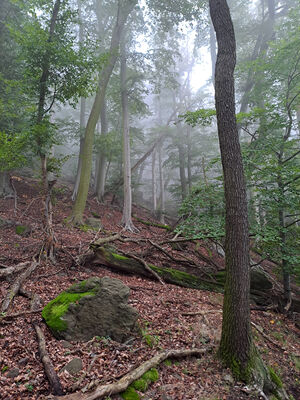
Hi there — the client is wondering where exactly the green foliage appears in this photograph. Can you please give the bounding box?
[177,182,225,240]
[180,109,216,127]
[0,131,29,171]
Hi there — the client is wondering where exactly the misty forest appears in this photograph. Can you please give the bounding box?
[0,0,299,399]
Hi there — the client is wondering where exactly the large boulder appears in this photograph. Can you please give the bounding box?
[42,276,139,342]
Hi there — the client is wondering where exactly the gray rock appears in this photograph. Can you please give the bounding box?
[61,340,73,349]
[17,358,29,367]
[85,217,102,229]
[61,358,83,375]
[43,276,139,343]
[6,367,19,378]
[250,265,273,291]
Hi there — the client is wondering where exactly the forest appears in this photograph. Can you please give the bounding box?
[0,0,299,399]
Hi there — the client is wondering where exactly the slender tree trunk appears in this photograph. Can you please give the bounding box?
[120,38,135,231]
[158,145,165,223]
[151,149,157,214]
[72,97,86,201]
[72,0,86,202]
[95,99,108,201]
[210,0,267,385]
[36,0,61,260]
[71,0,137,224]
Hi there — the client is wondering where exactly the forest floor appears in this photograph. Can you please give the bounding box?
[0,176,299,400]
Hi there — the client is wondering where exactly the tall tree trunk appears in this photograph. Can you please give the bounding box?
[158,145,165,223]
[209,20,217,86]
[151,149,157,214]
[36,0,61,260]
[72,97,86,201]
[72,0,86,202]
[209,0,274,389]
[71,0,137,224]
[0,171,13,197]
[95,99,108,201]
[120,38,135,232]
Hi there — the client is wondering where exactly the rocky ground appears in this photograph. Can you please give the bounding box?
[0,176,299,400]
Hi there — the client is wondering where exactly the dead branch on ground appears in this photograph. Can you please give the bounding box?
[1,258,39,313]
[0,261,30,279]
[34,322,64,396]
[51,347,211,400]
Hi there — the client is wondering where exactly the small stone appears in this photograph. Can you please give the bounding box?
[61,358,83,375]
[18,358,29,367]
[60,340,73,349]
[223,374,234,384]
[6,368,20,378]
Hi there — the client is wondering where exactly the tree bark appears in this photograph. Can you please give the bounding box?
[0,171,13,197]
[71,0,137,224]
[209,0,260,384]
[120,37,135,231]
[95,99,108,201]
[72,0,86,202]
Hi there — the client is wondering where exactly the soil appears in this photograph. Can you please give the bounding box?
[0,176,299,400]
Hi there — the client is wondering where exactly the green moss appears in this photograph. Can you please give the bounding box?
[15,225,27,235]
[132,378,148,392]
[142,368,159,383]
[150,264,223,292]
[164,359,172,367]
[42,290,95,332]
[79,224,91,232]
[112,252,129,261]
[268,367,283,389]
[120,386,140,400]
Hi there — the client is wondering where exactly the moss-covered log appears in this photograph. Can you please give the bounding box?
[90,246,223,292]
[89,247,280,309]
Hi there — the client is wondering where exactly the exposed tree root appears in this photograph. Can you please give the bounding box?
[18,287,42,311]
[34,322,64,396]
[1,258,39,313]
[0,261,30,279]
[50,347,211,400]
[0,308,43,324]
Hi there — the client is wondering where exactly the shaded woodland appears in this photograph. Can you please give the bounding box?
[0,0,299,399]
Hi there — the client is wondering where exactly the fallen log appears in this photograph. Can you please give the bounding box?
[89,246,222,292]
[51,347,210,400]
[1,259,39,313]
[34,323,64,396]
[89,247,290,309]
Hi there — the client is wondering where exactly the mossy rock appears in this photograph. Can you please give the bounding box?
[42,276,139,342]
